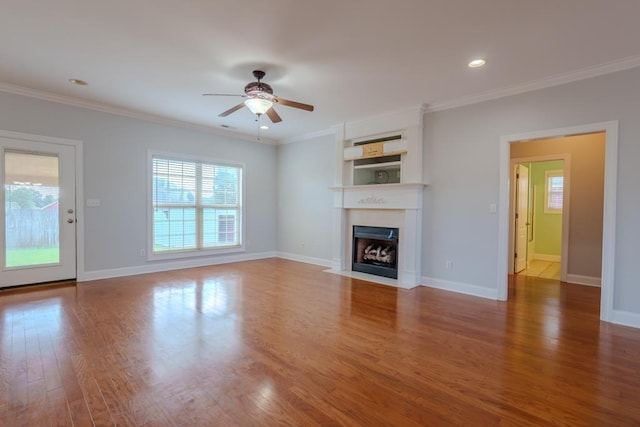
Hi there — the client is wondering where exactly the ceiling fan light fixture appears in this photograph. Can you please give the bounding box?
[244,98,273,115]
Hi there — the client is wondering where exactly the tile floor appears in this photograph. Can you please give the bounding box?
[517,259,561,280]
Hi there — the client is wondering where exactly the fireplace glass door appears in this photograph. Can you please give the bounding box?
[352,226,399,279]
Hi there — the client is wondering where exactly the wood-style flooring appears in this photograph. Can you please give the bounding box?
[1,258,639,426]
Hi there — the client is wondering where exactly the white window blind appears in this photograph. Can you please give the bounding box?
[544,170,563,214]
[152,156,242,254]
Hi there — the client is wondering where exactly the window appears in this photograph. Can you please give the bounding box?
[151,155,242,256]
[544,170,563,214]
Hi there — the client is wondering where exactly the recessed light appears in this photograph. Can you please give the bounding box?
[68,78,88,86]
[468,59,486,68]
[260,125,269,130]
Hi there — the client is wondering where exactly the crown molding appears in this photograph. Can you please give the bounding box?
[0,82,277,145]
[425,54,640,113]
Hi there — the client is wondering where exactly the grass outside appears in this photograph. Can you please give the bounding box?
[5,247,60,267]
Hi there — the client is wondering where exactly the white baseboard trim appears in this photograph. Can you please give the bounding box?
[610,309,640,329]
[276,252,332,268]
[421,277,498,300]
[533,253,561,262]
[79,251,277,282]
[566,274,601,287]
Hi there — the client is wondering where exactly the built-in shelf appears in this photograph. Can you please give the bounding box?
[353,161,401,170]
[344,139,408,161]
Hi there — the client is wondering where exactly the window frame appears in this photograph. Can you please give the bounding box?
[147,151,245,261]
[544,169,564,214]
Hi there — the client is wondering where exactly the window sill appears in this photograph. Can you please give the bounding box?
[147,245,245,262]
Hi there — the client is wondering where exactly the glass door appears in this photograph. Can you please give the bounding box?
[0,137,76,287]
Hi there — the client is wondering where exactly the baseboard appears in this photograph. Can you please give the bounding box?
[78,251,277,282]
[421,277,498,300]
[276,252,332,268]
[566,274,601,287]
[533,253,561,262]
[610,309,640,329]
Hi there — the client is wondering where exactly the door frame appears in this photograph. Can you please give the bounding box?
[512,163,530,273]
[509,155,571,282]
[0,129,84,282]
[497,121,618,323]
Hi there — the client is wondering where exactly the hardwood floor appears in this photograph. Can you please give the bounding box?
[1,259,639,426]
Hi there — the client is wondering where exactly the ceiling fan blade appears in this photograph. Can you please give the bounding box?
[274,97,314,112]
[203,93,244,97]
[265,107,282,123]
[219,103,245,117]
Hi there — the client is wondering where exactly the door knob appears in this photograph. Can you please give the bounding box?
[67,218,75,224]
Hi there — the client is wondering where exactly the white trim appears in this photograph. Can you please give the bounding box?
[426,55,640,113]
[79,251,276,282]
[421,277,498,300]
[610,310,640,329]
[498,121,618,323]
[533,254,561,262]
[0,129,85,283]
[566,274,601,287]
[276,252,332,268]
[0,82,277,145]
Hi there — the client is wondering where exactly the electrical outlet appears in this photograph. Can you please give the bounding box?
[139,248,146,257]
[445,260,453,270]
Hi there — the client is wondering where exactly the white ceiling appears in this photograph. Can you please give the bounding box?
[2,0,640,142]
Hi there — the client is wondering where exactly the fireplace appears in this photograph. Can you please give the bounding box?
[352,226,399,279]
[329,106,425,288]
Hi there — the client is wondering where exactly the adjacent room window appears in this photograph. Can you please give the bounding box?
[151,155,242,255]
[544,170,563,214]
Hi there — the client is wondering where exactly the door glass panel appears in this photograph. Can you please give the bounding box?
[4,151,60,267]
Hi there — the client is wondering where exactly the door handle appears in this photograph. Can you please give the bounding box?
[67,218,75,224]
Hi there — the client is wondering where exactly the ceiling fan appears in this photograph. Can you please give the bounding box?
[203,70,314,123]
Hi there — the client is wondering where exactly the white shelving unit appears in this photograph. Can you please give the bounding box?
[353,160,401,170]
[345,137,405,186]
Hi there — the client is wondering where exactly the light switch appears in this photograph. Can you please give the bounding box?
[489,203,497,213]
[87,198,101,207]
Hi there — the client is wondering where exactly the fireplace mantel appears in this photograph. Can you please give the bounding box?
[331,183,426,210]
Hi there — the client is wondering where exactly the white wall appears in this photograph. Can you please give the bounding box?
[423,66,640,315]
[0,91,277,276]
[276,133,335,265]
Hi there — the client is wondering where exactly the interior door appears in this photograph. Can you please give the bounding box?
[514,163,529,273]
[0,137,76,287]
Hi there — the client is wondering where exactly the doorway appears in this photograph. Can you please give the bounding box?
[497,121,617,322]
[512,158,568,281]
[0,134,78,287]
